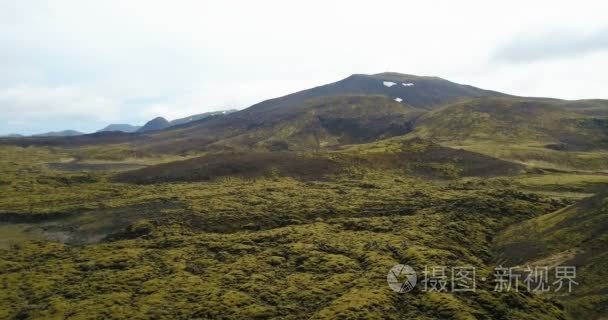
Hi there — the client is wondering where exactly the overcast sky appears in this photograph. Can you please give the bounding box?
[1,0,608,135]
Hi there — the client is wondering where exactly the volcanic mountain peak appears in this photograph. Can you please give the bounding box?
[246,72,507,113]
[138,117,170,132]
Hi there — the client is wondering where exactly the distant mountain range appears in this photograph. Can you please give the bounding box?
[32,130,85,137]
[0,133,24,138]
[99,110,238,133]
[97,124,141,133]
[0,130,84,138]
[4,109,237,137]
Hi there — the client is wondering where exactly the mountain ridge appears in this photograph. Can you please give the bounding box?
[32,130,84,137]
[3,73,608,160]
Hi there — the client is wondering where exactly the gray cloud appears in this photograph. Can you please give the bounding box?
[494,27,608,63]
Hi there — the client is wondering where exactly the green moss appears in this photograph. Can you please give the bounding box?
[0,144,604,319]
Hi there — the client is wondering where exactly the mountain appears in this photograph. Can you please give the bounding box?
[97,124,141,133]
[247,72,506,112]
[137,117,170,132]
[32,130,84,137]
[168,110,238,127]
[131,73,509,153]
[0,72,510,151]
[4,73,607,163]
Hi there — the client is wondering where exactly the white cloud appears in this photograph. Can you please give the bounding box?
[0,86,117,118]
[0,86,121,134]
[494,27,608,63]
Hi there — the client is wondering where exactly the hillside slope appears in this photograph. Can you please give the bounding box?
[139,95,424,153]
[495,192,608,319]
[169,110,238,126]
[412,97,608,150]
